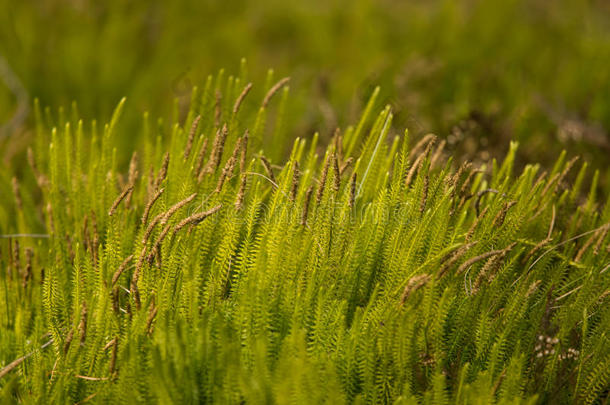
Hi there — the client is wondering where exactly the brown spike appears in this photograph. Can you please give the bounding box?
[259,155,276,184]
[173,205,222,235]
[214,167,230,194]
[492,201,517,228]
[333,128,343,163]
[340,157,354,176]
[301,186,314,226]
[214,90,222,128]
[143,212,164,244]
[400,274,431,305]
[524,237,551,264]
[103,337,118,351]
[593,224,609,255]
[144,193,197,245]
[466,206,489,242]
[46,202,55,233]
[332,153,341,192]
[109,337,118,375]
[349,173,357,208]
[406,141,435,189]
[132,246,147,286]
[262,77,290,108]
[111,255,134,286]
[290,161,301,201]
[160,193,197,225]
[146,303,158,335]
[215,137,242,193]
[420,174,429,214]
[459,168,479,197]
[64,329,74,354]
[408,134,437,159]
[147,223,172,264]
[155,152,170,190]
[547,205,557,240]
[144,193,197,244]
[12,240,20,279]
[233,83,253,114]
[22,248,33,288]
[575,229,601,262]
[450,161,473,191]
[532,170,548,190]
[437,241,478,279]
[405,153,425,189]
[472,244,515,294]
[540,173,560,199]
[430,140,446,169]
[108,184,134,216]
[184,115,201,160]
[240,130,249,173]
[78,302,88,344]
[557,156,579,188]
[204,124,229,175]
[12,177,22,211]
[131,246,147,311]
[141,187,165,225]
[126,152,139,207]
[457,243,516,275]
[474,189,499,216]
[235,174,247,211]
[127,151,139,183]
[111,286,120,314]
[147,164,155,197]
[526,280,542,297]
[131,283,141,311]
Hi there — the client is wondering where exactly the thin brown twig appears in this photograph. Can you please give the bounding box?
[0,339,53,379]
[74,375,109,381]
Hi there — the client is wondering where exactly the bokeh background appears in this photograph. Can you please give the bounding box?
[1,0,610,176]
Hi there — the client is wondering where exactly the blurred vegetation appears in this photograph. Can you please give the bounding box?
[1,0,610,173]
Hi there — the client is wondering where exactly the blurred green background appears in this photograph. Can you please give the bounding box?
[1,0,610,172]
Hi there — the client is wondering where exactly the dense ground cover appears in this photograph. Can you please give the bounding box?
[0,72,609,403]
[1,1,610,403]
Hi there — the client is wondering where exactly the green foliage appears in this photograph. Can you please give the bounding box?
[1,70,609,404]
